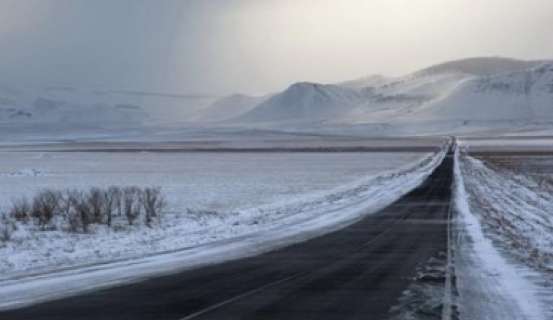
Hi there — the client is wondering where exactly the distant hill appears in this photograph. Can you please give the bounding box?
[3,57,553,137]
[197,57,553,133]
[0,85,216,126]
[236,82,365,122]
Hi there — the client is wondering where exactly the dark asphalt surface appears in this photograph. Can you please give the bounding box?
[1,150,453,320]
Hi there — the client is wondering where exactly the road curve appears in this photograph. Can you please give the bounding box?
[1,151,453,320]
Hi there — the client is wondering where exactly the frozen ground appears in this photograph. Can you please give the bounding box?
[453,149,553,320]
[0,151,427,215]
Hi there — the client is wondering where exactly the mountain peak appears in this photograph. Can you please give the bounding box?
[235,81,363,123]
[414,57,551,77]
[287,82,321,91]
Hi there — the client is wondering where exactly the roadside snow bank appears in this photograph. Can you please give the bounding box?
[453,150,551,320]
[460,156,553,270]
[0,148,446,310]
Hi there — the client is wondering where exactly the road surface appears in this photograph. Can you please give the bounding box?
[1,150,453,320]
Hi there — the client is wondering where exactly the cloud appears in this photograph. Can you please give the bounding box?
[0,0,551,95]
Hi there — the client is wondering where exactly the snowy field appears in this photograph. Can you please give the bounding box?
[0,150,433,277]
[458,136,553,153]
[454,149,553,320]
[0,151,427,214]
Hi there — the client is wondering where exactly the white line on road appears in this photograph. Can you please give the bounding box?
[179,273,305,320]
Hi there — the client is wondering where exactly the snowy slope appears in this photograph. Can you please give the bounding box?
[224,70,470,124]
[337,74,392,89]
[236,82,366,122]
[411,63,553,121]
[195,94,268,122]
[344,72,469,123]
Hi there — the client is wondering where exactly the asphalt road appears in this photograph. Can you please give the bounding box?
[1,150,453,320]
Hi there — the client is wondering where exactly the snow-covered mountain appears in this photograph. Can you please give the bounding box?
[2,56,553,137]
[414,57,549,77]
[410,63,553,121]
[0,84,216,126]
[202,57,552,133]
[237,82,366,122]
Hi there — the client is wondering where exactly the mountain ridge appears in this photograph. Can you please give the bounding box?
[2,56,553,137]
[210,57,553,126]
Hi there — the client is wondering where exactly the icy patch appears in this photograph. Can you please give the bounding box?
[453,150,551,320]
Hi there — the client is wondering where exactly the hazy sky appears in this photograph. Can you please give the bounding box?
[1,0,552,95]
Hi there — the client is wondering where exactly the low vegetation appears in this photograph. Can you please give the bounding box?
[0,186,167,243]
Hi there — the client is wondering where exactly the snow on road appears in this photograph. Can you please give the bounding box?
[453,149,553,320]
[0,149,445,310]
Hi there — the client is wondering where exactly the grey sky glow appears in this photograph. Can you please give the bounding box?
[0,0,552,95]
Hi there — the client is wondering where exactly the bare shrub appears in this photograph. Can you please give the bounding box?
[87,187,104,224]
[109,186,123,217]
[4,186,169,237]
[123,187,141,226]
[9,197,31,222]
[140,187,167,227]
[104,187,120,227]
[0,213,16,243]
[31,190,62,229]
[64,190,79,232]
[66,190,91,233]
[59,191,74,220]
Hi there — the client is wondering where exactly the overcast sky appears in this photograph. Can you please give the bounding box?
[1,0,552,95]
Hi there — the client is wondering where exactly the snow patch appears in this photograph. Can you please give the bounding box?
[453,149,549,320]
